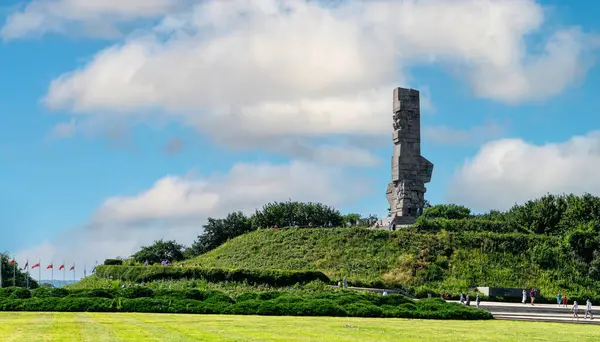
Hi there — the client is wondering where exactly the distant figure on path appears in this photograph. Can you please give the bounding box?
[522,290,527,304]
[476,295,481,309]
[530,288,536,305]
[343,277,348,289]
[585,299,593,320]
[465,294,471,306]
[572,301,580,319]
[382,291,388,296]
[563,293,568,307]
[459,292,465,304]
[557,292,562,306]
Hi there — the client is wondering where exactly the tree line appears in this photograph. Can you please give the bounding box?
[128,201,377,265]
[125,193,600,267]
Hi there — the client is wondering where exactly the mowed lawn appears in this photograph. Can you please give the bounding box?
[1,313,600,342]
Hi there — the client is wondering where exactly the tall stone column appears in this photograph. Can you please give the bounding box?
[385,87,433,226]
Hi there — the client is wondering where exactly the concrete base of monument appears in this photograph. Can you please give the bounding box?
[373,215,416,229]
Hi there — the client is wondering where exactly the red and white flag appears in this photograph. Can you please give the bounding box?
[69,265,75,271]
[31,262,40,269]
[58,264,65,271]
[9,259,15,265]
[46,264,53,269]
[23,261,28,270]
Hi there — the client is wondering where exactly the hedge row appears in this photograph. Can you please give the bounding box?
[94,265,330,286]
[0,287,492,320]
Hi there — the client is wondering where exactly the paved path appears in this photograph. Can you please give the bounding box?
[448,301,600,324]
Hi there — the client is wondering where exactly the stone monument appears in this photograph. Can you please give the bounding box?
[383,87,433,227]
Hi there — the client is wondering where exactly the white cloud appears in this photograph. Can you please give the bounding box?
[1,0,184,39]
[16,160,369,274]
[40,0,596,145]
[448,131,600,212]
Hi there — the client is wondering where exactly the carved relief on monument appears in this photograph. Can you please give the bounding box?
[385,87,434,225]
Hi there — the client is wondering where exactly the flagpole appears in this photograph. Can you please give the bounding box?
[84,263,87,278]
[63,260,65,286]
[73,263,76,283]
[38,258,41,285]
[51,260,54,284]
[13,255,16,287]
[26,258,29,289]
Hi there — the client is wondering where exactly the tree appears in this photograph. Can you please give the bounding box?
[358,214,378,227]
[252,201,343,228]
[422,204,471,220]
[187,211,253,257]
[343,213,361,226]
[131,240,186,265]
[0,253,38,288]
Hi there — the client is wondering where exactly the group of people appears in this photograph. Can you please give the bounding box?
[521,288,537,305]
[521,289,593,320]
[458,292,481,309]
[570,300,593,320]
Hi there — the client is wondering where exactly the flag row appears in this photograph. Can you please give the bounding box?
[7,258,97,273]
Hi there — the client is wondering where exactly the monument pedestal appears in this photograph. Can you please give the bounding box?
[374,215,416,229]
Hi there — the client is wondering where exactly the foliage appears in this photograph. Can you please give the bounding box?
[343,213,361,226]
[186,212,253,257]
[103,259,123,266]
[0,254,38,289]
[184,221,600,300]
[93,265,330,286]
[131,239,186,265]
[422,204,471,220]
[251,201,343,228]
[0,287,491,319]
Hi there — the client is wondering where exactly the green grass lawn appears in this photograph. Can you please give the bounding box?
[1,313,600,342]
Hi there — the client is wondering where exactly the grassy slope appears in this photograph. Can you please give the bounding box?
[186,227,584,298]
[2,312,600,341]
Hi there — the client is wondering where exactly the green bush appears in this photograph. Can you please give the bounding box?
[103,259,123,266]
[0,287,31,299]
[0,288,492,320]
[68,289,116,299]
[120,287,154,299]
[95,265,329,286]
[31,287,69,298]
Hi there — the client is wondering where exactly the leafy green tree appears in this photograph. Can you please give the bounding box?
[188,211,253,257]
[0,253,38,288]
[343,213,361,226]
[131,240,186,265]
[358,214,378,227]
[423,204,471,220]
[252,201,343,228]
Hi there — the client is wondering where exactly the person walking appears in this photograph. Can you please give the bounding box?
[585,299,593,320]
[465,294,471,306]
[572,301,580,320]
[522,289,527,304]
[557,292,562,307]
[476,295,481,309]
[562,293,568,307]
[530,288,536,306]
[460,292,465,304]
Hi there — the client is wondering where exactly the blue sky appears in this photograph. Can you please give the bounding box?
[1,0,600,277]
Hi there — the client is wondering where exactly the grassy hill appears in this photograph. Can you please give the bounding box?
[185,227,595,300]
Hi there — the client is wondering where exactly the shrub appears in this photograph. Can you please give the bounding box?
[0,287,492,320]
[120,287,154,299]
[103,259,123,266]
[68,289,116,299]
[31,287,69,298]
[94,265,329,286]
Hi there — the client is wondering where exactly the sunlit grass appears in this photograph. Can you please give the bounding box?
[1,312,600,342]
